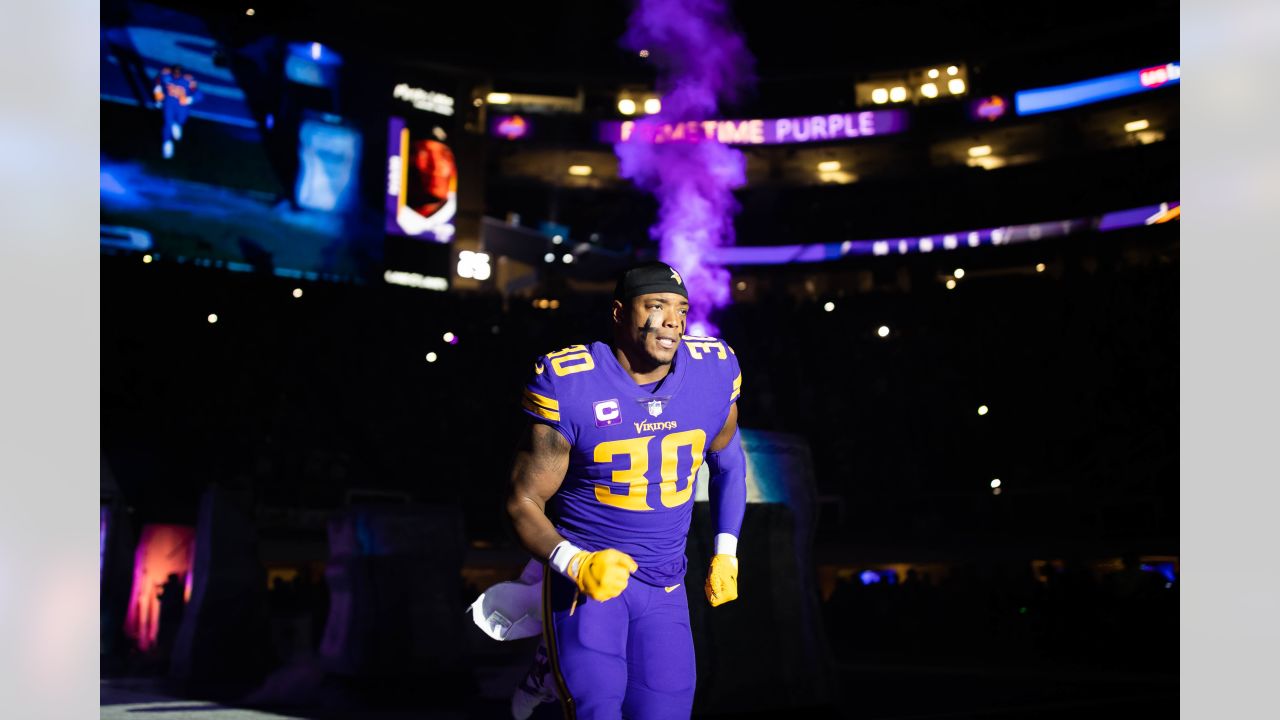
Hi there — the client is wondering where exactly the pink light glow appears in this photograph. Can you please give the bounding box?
[124,524,195,652]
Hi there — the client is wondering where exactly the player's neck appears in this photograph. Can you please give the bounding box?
[612,343,673,386]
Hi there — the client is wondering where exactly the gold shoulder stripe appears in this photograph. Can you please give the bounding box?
[522,397,561,422]
[523,388,560,411]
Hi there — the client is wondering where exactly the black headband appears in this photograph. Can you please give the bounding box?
[613,262,690,301]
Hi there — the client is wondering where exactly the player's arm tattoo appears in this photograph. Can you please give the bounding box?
[506,422,572,559]
[708,402,739,452]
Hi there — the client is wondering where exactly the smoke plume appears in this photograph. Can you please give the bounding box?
[614,0,755,336]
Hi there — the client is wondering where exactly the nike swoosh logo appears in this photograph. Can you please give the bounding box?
[535,363,545,375]
[665,584,681,593]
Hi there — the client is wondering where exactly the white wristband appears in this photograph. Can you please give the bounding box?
[714,533,738,557]
[548,540,585,578]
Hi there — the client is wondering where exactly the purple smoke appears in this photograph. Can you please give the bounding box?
[614,0,755,337]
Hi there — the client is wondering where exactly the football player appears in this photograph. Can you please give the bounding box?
[505,262,748,719]
[152,65,201,159]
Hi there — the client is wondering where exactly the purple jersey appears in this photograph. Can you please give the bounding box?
[521,338,742,587]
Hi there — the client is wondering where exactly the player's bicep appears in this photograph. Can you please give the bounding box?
[509,421,571,510]
[709,402,739,452]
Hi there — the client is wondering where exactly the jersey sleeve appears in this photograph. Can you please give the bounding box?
[519,355,576,445]
[727,344,743,404]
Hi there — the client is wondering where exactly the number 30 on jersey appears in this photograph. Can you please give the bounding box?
[593,430,706,511]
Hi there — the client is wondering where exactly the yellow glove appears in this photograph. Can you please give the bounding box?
[705,554,739,607]
[568,548,637,602]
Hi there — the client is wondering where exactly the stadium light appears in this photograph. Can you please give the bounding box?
[246,8,255,16]
[978,405,989,416]
[644,97,662,115]
[871,88,889,104]
[992,487,1002,496]
[948,78,966,94]
[889,86,907,103]
[953,267,965,279]
[1036,263,1046,273]
[142,254,153,264]
[928,68,940,79]
[426,352,438,363]
[817,160,841,173]
[443,332,455,343]
[968,145,992,158]
[823,301,835,312]
[618,98,637,115]
[568,165,593,176]
[945,279,957,290]
[968,155,1006,170]
[1124,119,1150,133]
[639,49,650,58]
[921,82,939,98]
[947,66,959,76]
[544,253,555,263]
[562,254,574,264]
[877,325,890,338]
[549,299,561,309]
[552,235,564,245]
[736,281,747,291]
[990,478,1001,488]
[292,288,303,298]
[486,92,512,104]
[207,314,218,324]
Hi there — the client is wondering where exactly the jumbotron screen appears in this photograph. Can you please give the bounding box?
[100,0,377,282]
[384,115,457,243]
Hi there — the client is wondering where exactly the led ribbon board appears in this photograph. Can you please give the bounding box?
[601,110,909,146]
[1014,62,1180,116]
[705,202,1179,266]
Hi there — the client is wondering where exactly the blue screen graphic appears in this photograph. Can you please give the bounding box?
[100,1,257,129]
[296,114,362,212]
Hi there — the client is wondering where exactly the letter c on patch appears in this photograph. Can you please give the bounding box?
[594,399,622,427]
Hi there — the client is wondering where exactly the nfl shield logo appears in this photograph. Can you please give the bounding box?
[646,400,665,417]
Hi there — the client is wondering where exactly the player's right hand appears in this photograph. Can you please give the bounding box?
[568,548,637,601]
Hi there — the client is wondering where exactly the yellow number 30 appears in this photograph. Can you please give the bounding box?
[594,430,706,511]
[546,344,595,376]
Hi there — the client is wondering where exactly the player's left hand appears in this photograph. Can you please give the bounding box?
[705,554,738,607]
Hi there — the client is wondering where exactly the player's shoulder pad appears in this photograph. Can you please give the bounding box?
[679,334,741,381]
[529,342,601,389]
[679,334,739,362]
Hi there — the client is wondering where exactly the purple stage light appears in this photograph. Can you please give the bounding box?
[614,0,756,336]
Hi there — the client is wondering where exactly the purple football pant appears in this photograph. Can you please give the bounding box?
[542,565,696,720]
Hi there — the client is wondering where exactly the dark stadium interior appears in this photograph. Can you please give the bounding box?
[100,1,1179,717]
